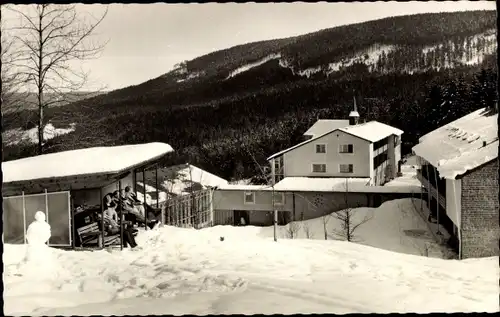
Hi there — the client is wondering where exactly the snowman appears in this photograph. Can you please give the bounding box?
[17,211,57,279]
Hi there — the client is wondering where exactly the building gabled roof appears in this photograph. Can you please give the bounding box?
[3,142,174,183]
[412,108,498,179]
[303,119,350,137]
[268,120,403,161]
[338,121,403,143]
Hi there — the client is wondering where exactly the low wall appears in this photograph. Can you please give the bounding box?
[214,189,422,226]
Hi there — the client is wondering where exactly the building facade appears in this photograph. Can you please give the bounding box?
[268,120,403,186]
[413,107,498,259]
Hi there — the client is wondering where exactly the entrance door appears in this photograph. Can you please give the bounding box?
[233,210,250,226]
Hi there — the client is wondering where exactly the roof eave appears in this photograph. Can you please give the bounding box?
[4,150,172,185]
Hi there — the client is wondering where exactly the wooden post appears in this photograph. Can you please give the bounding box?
[45,189,49,245]
[433,165,441,235]
[425,163,431,218]
[155,164,159,209]
[22,191,26,244]
[209,188,214,226]
[419,157,423,213]
[70,189,76,249]
[100,188,104,250]
[142,168,147,230]
[274,209,278,242]
[119,180,123,251]
[292,192,296,222]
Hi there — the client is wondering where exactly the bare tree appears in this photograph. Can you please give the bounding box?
[300,212,313,239]
[330,179,372,242]
[283,221,301,239]
[1,9,34,140]
[5,4,108,154]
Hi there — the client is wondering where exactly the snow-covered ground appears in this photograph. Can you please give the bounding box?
[263,198,446,257]
[3,198,498,315]
[3,123,76,146]
[384,158,421,188]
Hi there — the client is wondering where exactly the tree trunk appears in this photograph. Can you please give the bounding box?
[37,90,44,155]
[37,9,44,155]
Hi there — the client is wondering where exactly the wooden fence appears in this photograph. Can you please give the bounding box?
[162,189,213,229]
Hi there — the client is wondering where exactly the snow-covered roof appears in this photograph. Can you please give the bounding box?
[338,121,403,143]
[349,111,360,118]
[303,119,350,137]
[412,108,498,179]
[268,120,403,160]
[273,177,422,193]
[162,164,228,195]
[3,142,174,183]
[217,184,274,191]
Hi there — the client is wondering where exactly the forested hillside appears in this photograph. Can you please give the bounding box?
[2,10,497,181]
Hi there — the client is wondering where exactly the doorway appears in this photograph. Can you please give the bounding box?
[233,210,250,226]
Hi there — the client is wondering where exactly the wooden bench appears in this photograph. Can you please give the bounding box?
[76,222,120,248]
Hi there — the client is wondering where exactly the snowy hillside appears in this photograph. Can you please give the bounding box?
[3,198,499,315]
[226,53,281,79]
[221,28,497,79]
[2,123,76,146]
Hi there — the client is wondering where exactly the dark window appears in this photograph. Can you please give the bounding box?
[316,144,326,153]
[373,151,388,169]
[312,164,327,173]
[339,164,354,173]
[339,144,354,153]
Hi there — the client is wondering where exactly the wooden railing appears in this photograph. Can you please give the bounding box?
[417,171,446,208]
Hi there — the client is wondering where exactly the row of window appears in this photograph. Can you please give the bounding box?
[374,137,389,151]
[373,151,388,170]
[244,192,285,205]
[315,144,354,154]
[312,163,354,173]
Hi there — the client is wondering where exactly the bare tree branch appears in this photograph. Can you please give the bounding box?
[330,179,372,242]
[4,4,109,154]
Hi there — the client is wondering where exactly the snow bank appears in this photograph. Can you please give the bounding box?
[3,123,76,146]
[261,198,444,257]
[226,53,281,79]
[4,210,498,315]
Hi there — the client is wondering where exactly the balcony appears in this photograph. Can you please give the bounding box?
[417,170,446,208]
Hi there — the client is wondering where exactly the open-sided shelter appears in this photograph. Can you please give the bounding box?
[2,142,174,249]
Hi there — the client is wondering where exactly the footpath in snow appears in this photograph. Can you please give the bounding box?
[3,199,499,315]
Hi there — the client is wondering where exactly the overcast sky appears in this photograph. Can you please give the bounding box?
[3,1,496,91]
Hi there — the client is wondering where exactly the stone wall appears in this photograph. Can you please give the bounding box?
[460,159,499,258]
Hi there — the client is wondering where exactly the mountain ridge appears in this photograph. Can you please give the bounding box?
[2,10,497,181]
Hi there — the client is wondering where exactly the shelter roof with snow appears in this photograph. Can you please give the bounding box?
[303,119,350,137]
[3,142,174,186]
[268,120,403,160]
[412,108,498,179]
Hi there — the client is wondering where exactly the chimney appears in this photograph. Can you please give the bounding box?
[349,95,360,125]
[483,140,487,147]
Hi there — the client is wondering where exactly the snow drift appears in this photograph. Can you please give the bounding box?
[3,199,498,315]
